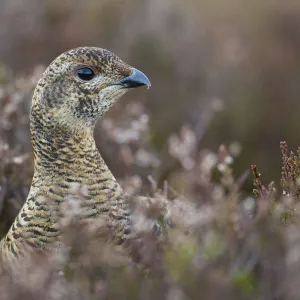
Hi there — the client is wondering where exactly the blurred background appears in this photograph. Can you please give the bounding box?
[1,0,300,226]
[1,1,300,297]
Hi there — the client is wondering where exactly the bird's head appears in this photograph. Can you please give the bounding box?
[31,47,150,129]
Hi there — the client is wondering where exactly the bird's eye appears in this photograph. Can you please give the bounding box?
[76,67,95,81]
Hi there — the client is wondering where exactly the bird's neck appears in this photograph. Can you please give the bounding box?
[30,106,121,194]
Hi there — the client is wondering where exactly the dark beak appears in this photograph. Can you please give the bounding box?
[110,68,151,89]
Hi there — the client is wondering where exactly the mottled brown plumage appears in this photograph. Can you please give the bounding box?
[0,47,150,269]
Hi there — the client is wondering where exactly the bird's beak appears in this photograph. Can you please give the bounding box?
[110,68,151,89]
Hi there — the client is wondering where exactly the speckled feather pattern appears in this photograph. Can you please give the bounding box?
[0,47,138,268]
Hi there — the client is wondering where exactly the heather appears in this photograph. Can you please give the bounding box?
[1,0,300,299]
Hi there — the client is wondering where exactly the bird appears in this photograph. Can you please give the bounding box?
[0,47,151,270]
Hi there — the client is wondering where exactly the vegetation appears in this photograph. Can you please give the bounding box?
[1,0,300,298]
[0,68,300,299]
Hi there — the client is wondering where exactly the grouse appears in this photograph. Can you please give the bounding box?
[0,47,150,269]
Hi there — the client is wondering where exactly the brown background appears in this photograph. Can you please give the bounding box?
[1,0,300,191]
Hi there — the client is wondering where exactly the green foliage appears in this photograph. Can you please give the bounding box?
[232,271,256,295]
